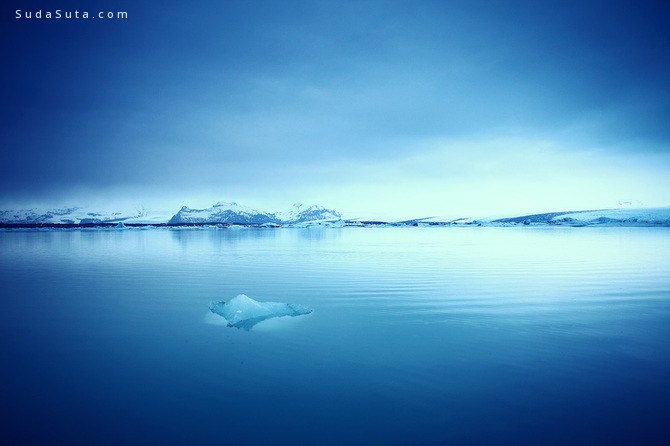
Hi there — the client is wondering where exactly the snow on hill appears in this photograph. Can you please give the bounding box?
[549,208,670,226]
[0,206,147,224]
[494,208,670,226]
[0,201,343,226]
[276,202,342,223]
[168,201,342,225]
[2,202,667,228]
[168,202,277,224]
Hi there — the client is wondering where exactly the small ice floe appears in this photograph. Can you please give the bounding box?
[208,294,312,330]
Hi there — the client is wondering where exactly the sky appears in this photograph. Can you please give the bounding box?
[2,0,670,219]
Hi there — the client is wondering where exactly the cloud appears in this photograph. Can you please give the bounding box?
[1,1,669,215]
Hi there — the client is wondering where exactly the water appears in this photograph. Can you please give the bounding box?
[1,227,669,445]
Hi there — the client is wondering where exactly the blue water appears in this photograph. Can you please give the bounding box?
[1,227,669,445]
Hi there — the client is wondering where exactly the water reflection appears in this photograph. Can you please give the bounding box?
[1,227,670,445]
[169,226,279,251]
[168,226,343,250]
[294,226,343,242]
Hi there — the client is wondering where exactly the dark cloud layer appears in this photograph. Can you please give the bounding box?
[2,0,669,208]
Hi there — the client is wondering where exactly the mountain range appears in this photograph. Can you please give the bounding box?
[0,206,147,225]
[0,202,342,225]
[168,202,341,225]
[0,202,669,227]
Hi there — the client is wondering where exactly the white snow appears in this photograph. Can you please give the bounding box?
[0,206,148,224]
[168,201,341,225]
[3,201,668,228]
[275,202,342,223]
[550,208,670,226]
[168,202,275,224]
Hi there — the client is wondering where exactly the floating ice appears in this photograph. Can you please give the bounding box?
[209,294,312,330]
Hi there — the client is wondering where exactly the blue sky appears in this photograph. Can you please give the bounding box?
[2,0,669,219]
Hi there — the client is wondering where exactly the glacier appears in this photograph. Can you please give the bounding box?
[209,294,312,330]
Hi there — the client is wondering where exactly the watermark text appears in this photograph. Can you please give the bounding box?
[16,9,128,20]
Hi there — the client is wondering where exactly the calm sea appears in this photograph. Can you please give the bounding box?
[1,227,669,445]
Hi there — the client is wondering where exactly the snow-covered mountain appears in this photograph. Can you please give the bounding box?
[168,201,342,225]
[168,202,277,224]
[493,208,670,226]
[548,208,670,226]
[277,202,342,223]
[0,201,342,225]
[0,206,147,224]
[3,202,666,227]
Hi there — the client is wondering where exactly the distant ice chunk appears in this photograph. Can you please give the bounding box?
[209,294,312,330]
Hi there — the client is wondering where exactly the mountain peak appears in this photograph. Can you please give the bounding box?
[169,201,341,225]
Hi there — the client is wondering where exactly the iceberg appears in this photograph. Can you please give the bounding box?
[209,294,312,330]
